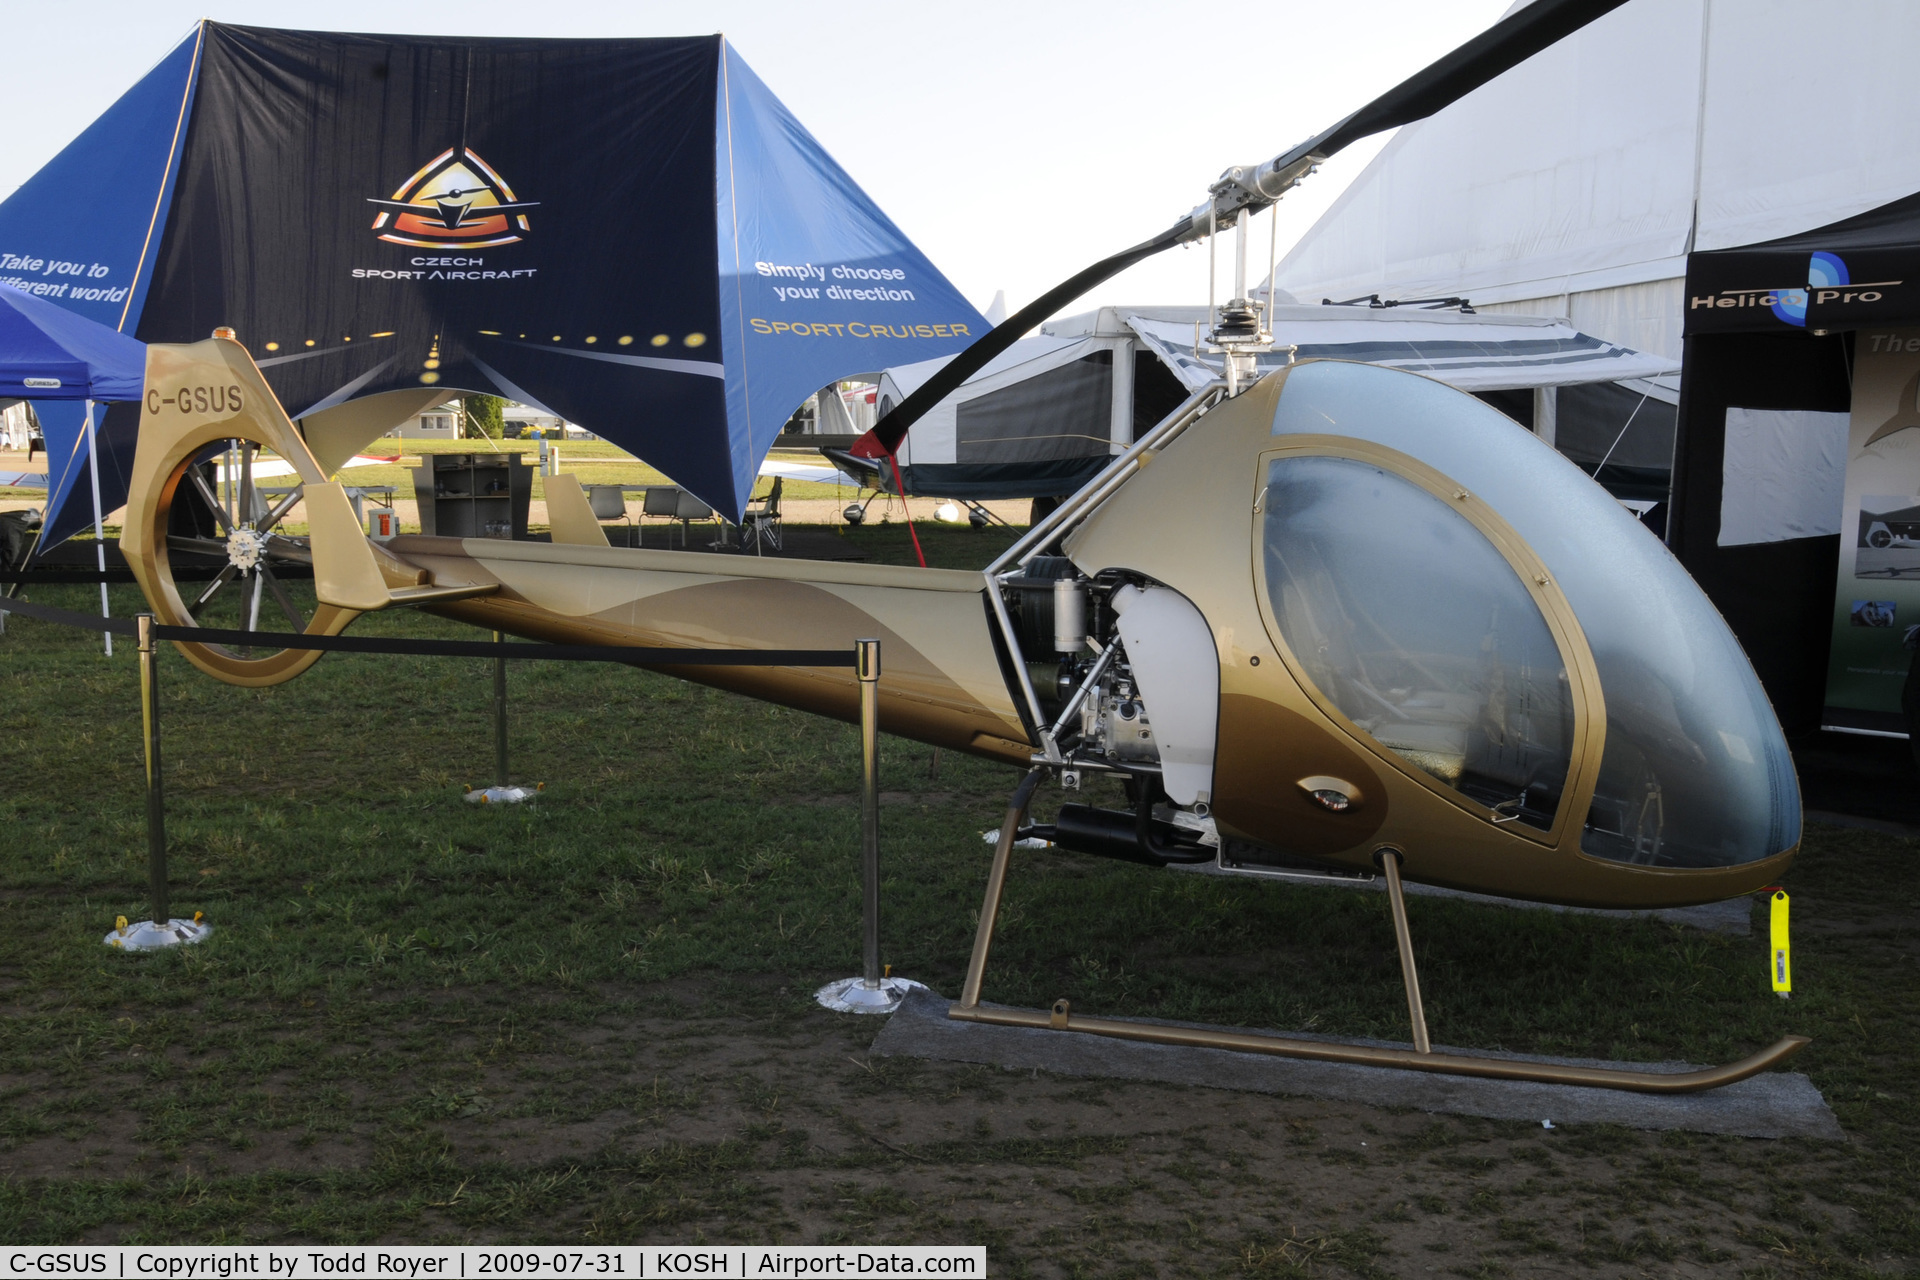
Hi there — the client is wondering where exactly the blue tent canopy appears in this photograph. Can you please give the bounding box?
[0,24,985,546]
[0,283,146,401]
[0,284,147,562]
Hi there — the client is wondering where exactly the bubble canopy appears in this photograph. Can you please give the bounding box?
[1260,455,1577,833]
[1266,359,1800,870]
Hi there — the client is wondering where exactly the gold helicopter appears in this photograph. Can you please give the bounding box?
[114,0,1807,1090]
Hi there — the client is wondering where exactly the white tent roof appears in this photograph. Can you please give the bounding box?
[870,303,1675,468]
[1120,306,1677,393]
[883,304,1675,423]
[1274,0,1920,312]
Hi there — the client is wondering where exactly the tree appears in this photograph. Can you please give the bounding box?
[463,394,505,439]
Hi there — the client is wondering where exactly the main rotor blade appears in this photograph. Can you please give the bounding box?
[850,222,1188,462]
[858,0,1630,458]
[1309,0,1633,163]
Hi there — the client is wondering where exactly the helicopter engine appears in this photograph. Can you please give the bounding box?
[1002,559,1229,867]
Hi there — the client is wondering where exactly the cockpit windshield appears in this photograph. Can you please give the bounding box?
[1261,455,1575,831]
[1269,360,1799,869]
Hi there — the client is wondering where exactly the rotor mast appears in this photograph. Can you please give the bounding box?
[1183,136,1338,393]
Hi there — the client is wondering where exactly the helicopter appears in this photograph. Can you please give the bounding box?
[116,0,1810,1092]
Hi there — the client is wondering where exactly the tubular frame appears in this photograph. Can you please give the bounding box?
[948,775,1810,1094]
[1381,850,1432,1054]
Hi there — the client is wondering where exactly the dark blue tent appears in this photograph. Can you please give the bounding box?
[0,23,986,546]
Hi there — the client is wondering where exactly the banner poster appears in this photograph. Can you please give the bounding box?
[1824,326,1920,736]
[0,25,986,541]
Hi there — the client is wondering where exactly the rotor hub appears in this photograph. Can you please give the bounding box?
[225,526,266,573]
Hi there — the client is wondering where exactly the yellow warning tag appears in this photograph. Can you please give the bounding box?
[1769,889,1791,998]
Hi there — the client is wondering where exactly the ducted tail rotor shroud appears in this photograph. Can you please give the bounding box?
[122,337,364,686]
[140,431,358,684]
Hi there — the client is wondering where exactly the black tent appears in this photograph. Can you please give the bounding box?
[1675,192,1920,756]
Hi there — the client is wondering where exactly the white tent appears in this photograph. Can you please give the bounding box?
[1272,0,1920,362]
[886,333,1125,471]
[1118,305,1677,394]
[852,304,1677,501]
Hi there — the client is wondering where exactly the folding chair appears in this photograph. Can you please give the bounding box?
[586,485,631,543]
[675,489,718,548]
[741,476,784,555]
[640,486,682,547]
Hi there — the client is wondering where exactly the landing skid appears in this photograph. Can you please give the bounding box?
[951,770,1810,1095]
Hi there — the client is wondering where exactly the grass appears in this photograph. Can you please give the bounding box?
[0,523,1916,1273]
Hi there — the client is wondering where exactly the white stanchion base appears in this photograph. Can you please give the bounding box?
[465,785,540,804]
[980,829,1052,849]
[104,917,212,951]
[815,975,928,1015]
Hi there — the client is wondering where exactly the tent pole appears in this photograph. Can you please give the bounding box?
[85,400,112,657]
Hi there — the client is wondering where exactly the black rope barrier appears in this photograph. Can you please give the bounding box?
[0,594,857,666]
[8,593,884,957]
[0,595,137,635]
[0,567,315,585]
[1,569,144,584]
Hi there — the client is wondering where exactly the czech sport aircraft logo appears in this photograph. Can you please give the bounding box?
[367,148,538,249]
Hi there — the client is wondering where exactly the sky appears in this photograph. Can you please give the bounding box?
[0,0,1510,320]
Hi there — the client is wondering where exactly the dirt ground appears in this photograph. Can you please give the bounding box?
[1,575,1911,1272]
[0,974,1884,1277]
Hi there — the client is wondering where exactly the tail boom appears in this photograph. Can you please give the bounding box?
[390,535,1034,763]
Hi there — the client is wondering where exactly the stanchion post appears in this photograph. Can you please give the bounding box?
[493,629,509,789]
[813,638,924,1014]
[139,613,168,926]
[858,637,882,988]
[104,616,207,948]
[466,631,533,804]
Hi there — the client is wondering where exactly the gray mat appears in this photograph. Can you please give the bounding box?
[872,990,1841,1140]
[1167,861,1755,935]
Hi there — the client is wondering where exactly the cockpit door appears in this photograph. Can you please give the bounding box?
[1251,437,1604,847]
